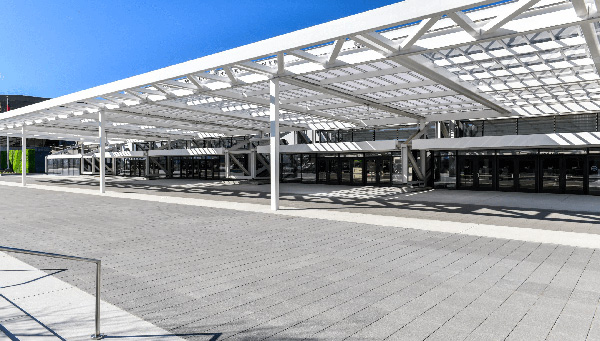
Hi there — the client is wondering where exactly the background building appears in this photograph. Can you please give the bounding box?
[1,95,53,173]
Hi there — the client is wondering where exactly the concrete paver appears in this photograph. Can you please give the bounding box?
[0,176,599,340]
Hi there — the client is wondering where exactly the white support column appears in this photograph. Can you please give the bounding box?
[144,152,150,177]
[166,138,172,178]
[80,143,84,175]
[99,111,106,194]
[225,152,231,178]
[401,144,409,184]
[420,149,427,183]
[270,78,280,211]
[21,126,26,186]
[6,136,9,170]
[250,151,257,179]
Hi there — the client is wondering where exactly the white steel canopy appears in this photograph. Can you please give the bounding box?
[3,0,600,141]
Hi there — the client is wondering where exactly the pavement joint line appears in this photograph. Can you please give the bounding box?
[269,235,505,340]
[164,228,437,329]
[127,222,414,314]
[1,180,600,249]
[214,232,484,340]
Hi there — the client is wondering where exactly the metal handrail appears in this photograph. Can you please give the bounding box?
[0,246,104,340]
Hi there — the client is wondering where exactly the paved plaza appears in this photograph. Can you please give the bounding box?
[1,176,600,340]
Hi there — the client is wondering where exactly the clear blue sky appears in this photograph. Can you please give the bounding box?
[1,1,402,98]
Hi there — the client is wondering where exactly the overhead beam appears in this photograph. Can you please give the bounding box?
[399,16,440,50]
[210,89,364,126]
[283,77,423,121]
[129,87,164,96]
[197,72,231,83]
[481,0,542,35]
[589,45,600,72]
[365,32,399,51]
[150,99,307,129]
[151,84,172,96]
[223,67,241,85]
[104,110,256,135]
[352,35,394,55]
[572,0,591,18]
[447,11,479,37]
[29,123,185,140]
[235,61,277,76]
[309,90,457,111]
[287,49,327,65]
[390,55,512,115]
[2,127,101,141]
[327,39,346,66]
[106,108,262,134]
[158,79,198,91]
[281,80,439,104]
[573,0,600,75]
[361,108,507,126]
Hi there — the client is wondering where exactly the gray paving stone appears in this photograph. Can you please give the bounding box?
[1,182,600,340]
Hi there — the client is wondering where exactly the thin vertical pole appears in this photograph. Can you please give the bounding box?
[270,78,280,211]
[144,152,150,177]
[225,152,230,179]
[6,135,9,170]
[80,143,85,175]
[21,126,26,186]
[250,151,257,179]
[166,138,171,178]
[99,111,106,193]
[401,144,409,184]
[94,261,102,339]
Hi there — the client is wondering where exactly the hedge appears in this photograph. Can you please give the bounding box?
[7,150,35,173]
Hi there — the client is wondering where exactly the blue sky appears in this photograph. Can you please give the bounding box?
[1,1,402,98]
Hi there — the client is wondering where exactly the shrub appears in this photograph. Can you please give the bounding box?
[8,150,35,173]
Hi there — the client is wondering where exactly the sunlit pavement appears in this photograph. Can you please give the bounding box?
[0,175,599,340]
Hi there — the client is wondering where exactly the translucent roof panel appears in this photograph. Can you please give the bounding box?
[2,0,600,140]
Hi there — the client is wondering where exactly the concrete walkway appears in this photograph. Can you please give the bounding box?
[0,175,599,340]
[0,252,186,340]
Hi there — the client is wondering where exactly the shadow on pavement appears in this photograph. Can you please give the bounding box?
[0,269,67,289]
[34,177,600,226]
[0,294,66,340]
[104,333,221,340]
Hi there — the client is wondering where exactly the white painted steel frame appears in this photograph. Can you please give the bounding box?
[270,79,280,211]
[21,126,26,186]
[4,0,600,139]
[99,111,106,193]
[2,0,600,196]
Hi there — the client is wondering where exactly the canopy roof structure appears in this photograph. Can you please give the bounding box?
[3,0,600,142]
